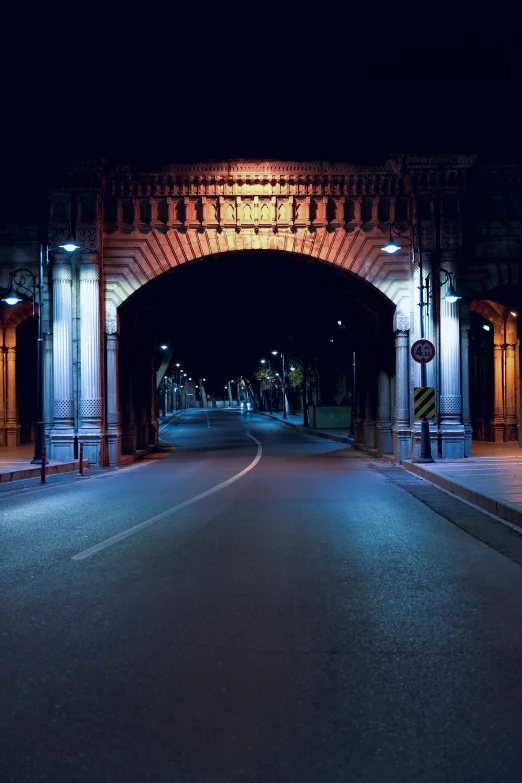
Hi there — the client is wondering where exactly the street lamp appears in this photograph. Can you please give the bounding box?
[382,221,461,462]
[260,358,273,413]
[272,350,287,419]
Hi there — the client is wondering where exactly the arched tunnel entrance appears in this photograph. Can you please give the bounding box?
[469,285,522,444]
[116,251,396,458]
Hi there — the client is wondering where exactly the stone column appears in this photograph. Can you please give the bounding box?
[392,312,410,462]
[0,346,5,446]
[51,260,74,460]
[121,339,137,456]
[439,256,465,458]
[106,331,121,466]
[459,304,473,456]
[376,368,392,454]
[79,261,102,464]
[505,341,518,441]
[43,333,53,448]
[149,354,158,446]
[490,332,504,442]
[5,328,19,446]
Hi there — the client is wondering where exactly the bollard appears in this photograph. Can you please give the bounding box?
[73,435,79,459]
[41,446,47,484]
[79,442,84,476]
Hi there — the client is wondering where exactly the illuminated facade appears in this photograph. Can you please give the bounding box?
[1,155,521,464]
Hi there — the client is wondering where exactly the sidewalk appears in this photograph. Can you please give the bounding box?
[262,411,522,531]
[0,411,185,486]
[259,410,353,445]
[0,444,84,483]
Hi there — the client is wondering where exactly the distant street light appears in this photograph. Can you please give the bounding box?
[271,350,287,419]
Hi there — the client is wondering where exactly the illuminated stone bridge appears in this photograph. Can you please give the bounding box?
[1,156,521,465]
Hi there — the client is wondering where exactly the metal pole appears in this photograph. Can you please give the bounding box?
[268,362,273,414]
[281,351,287,419]
[31,244,46,464]
[302,354,309,427]
[40,446,47,484]
[79,442,84,476]
[351,350,356,437]
[416,217,434,462]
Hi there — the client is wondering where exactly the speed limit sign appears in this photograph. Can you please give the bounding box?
[411,339,436,364]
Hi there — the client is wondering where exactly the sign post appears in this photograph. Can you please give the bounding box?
[411,339,436,364]
[411,339,436,462]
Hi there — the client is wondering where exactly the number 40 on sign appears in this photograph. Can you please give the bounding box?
[411,339,436,364]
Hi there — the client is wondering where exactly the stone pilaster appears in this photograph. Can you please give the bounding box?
[439,256,465,458]
[504,313,518,441]
[490,335,505,442]
[51,260,75,460]
[0,346,5,446]
[376,368,392,454]
[79,261,102,464]
[392,311,411,462]
[121,340,137,456]
[106,331,121,466]
[459,304,473,456]
[5,328,20,446]
[150,354,158,446]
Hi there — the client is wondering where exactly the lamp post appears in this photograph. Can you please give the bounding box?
[383,221,460,462]
[260,359,273,413]
[271,350,287,419]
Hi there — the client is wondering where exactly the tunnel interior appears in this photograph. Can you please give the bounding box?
[118,250,394,408]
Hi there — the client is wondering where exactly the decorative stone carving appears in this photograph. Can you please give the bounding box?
[48,221,70,251]
[393,311,410,332]
[441,221,462,250]
[53,399,73,418]
[440,395,462,414]
[106,303,118,335]
[421,222,436,250]
[80,399,103,417]
[77,224,99,252]
[53,264,72,283]
[80,263,100,282]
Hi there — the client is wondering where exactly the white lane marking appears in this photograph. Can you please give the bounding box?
[72,431,262,561]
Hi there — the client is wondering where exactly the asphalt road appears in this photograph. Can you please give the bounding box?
[2,409,522,782]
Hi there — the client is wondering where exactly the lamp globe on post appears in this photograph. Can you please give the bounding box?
[59,236,81,253]
[382,226,401,254]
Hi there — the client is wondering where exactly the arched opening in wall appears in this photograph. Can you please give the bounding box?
[115,251,397,456]
[470,289,522,443]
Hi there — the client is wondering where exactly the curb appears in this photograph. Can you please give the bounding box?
[0,460,87,484]
[259,412,354,446]
[401,460,522,530]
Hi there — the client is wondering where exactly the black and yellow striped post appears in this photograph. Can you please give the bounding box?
[414,387,435,420]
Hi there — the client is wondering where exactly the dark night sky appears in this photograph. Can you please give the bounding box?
[4,37,521,403]
[3,42,520,178]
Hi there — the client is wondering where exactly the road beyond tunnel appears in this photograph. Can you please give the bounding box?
[2,409,522,782]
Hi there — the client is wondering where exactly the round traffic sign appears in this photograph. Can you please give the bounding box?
[411,339,436,364]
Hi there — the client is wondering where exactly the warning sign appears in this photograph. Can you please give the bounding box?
[414,387,435,420]
[411,339,436,364]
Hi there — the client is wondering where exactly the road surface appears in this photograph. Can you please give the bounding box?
[2,409,522,782]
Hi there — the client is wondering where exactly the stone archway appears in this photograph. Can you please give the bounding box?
[470,299,520,442]
[96,162,413,465]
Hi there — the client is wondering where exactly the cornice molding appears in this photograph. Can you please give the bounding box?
[136,160,389,178]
